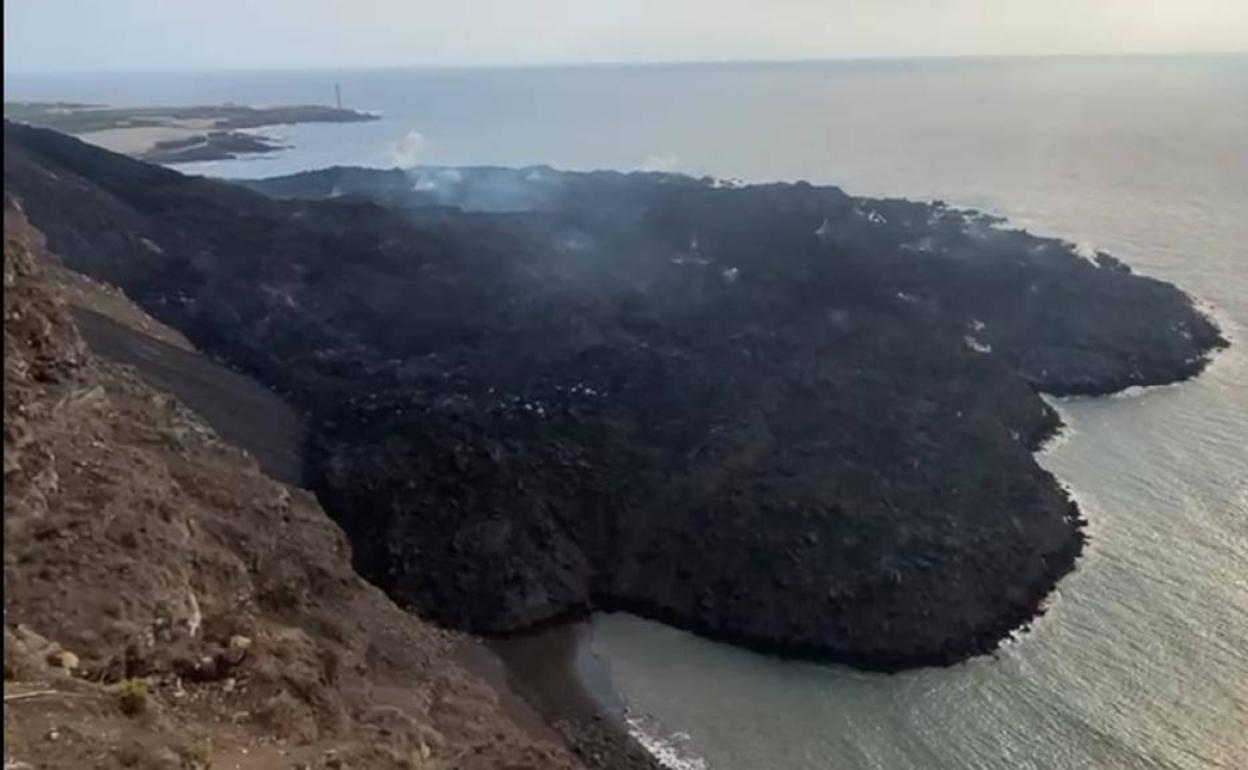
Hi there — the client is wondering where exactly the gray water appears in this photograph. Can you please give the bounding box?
[9,55,1246,769]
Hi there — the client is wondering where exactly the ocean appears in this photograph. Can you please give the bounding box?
[7,54,1246,769]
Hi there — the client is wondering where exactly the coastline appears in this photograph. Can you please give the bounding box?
[483,622,662,769]
[9,123,1224,673]
[2,101,378,163]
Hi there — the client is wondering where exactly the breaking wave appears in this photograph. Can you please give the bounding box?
[625,713,709,770]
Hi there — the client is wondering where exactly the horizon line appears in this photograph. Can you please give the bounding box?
[5,49,1246,79]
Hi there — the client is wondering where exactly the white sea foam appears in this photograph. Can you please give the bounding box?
[625,713,709,770]
[1037,396,1077,455]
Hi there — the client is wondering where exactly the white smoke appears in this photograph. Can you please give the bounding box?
[411,167,462,193]
[1073,242,1100,266]
[390,130,428,168]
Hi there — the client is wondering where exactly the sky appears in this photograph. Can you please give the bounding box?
[5,0,1248,74]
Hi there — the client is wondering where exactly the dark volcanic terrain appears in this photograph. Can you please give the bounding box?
[4,122,1226,671]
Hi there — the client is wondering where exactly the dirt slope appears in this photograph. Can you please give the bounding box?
[4,202,583,769]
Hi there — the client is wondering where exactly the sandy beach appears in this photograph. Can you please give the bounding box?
[77,119,218,155]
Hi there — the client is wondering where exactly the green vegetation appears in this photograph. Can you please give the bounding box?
[115,677,149,716]
[178,735,214,769]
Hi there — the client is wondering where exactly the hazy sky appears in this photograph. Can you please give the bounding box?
[5,0,1247,73]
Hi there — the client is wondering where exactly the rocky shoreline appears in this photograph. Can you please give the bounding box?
[4,123,1226,681]
[139,130,289,164]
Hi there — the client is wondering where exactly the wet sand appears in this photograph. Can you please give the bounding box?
[452,635,571,746]
[488,622,660,769]
[488,621,625,724]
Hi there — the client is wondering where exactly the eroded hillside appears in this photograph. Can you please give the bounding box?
[3,202,588,769]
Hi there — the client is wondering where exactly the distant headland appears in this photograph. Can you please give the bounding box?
[2,101,378,164]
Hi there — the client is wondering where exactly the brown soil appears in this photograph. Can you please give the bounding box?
[4,203,586,769]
